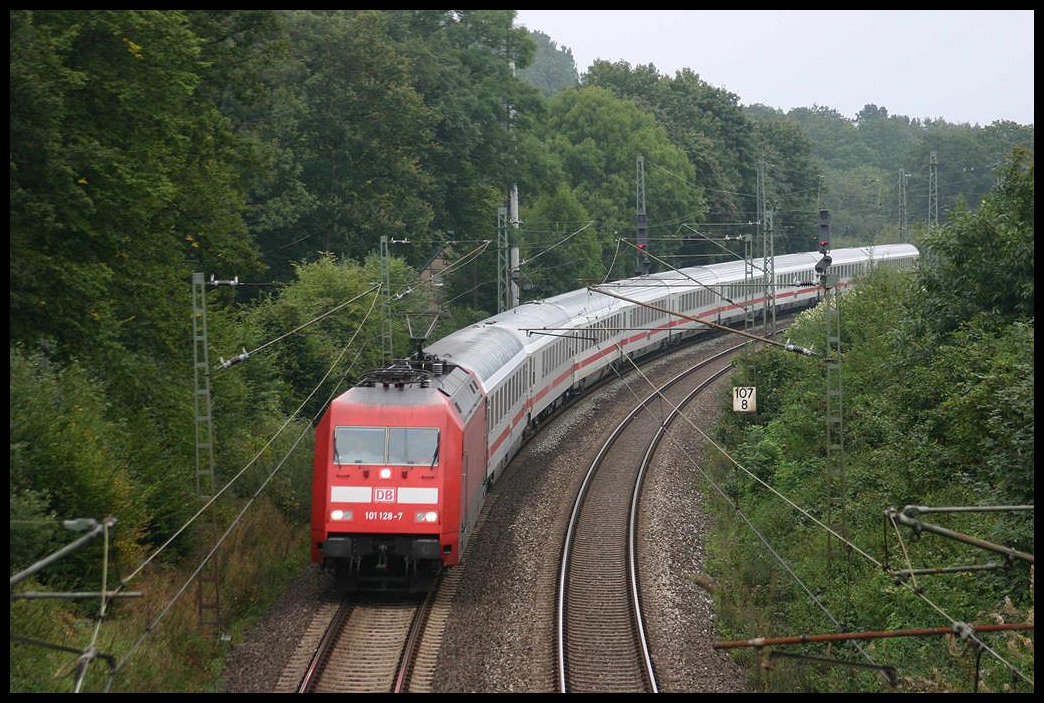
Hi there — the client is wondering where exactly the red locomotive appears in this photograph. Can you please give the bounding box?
[311,354,485,590]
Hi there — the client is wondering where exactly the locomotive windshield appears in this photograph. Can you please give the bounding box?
[334,426,439,466]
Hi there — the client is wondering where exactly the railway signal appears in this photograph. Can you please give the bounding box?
[816,209,832,278]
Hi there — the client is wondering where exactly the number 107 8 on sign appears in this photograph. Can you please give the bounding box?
[733,386,756,413]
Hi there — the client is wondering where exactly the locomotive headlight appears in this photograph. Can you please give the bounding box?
[415,511,438,523]
[379,468,392,479]
[330,509,353,521]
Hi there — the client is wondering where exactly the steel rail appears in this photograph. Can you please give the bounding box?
[556,341,747,693]
[629,359,736,693]
[393,578,440,693]
[296,598,355,693]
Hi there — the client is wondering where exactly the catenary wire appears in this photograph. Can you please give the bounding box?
[119,289,380,587]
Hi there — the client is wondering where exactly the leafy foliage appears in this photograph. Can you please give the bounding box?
[10,11,263,364]
[779,103,1033,247]
[706,158,1034,692]
[10,348,151,581]
[518,29,580,96]
[915,148,1034,335]
[537,85,702,279]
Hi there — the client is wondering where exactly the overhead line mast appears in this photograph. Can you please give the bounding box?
[191,273,224,636]
[636,155,650,276]
[758,158,776,333]
[504,58,520,310]
[898,169,911,242]
[816,210,848,566]
[927,151,939,229]
[497,207,510,313]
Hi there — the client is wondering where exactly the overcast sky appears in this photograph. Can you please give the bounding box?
[514,10,1034,127]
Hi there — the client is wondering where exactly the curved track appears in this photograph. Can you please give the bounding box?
[555,343,743,693]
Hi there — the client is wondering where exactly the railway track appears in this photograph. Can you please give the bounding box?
[278,590,431,693]
[273,546,471,694]
[555,341,748,693]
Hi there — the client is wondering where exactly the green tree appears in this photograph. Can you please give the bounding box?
[267,10,437,268]
[583,60,661,101]
[10,348,152,580]
[519,185,598,297]
[749,113,821,253]
[518,29,580,96]
[384,10,540,280]
[855,104,921,172]
[586,63,768,262]
[915,148,1034,336]
[785,104,874,168]
[784,102,1032,246]
[10,13,272,551]
[184,10,315,279]
[708,154,1034,691]
[10,11,264,363]
[540,86,703,278]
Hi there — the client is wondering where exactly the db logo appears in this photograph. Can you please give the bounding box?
[375,488,396,503]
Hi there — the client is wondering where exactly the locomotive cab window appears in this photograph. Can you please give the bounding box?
[389,427,439,465]
[334,426,439,466]
[334,426,384,464]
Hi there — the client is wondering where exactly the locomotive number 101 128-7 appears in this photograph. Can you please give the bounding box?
[364,511,404,521]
